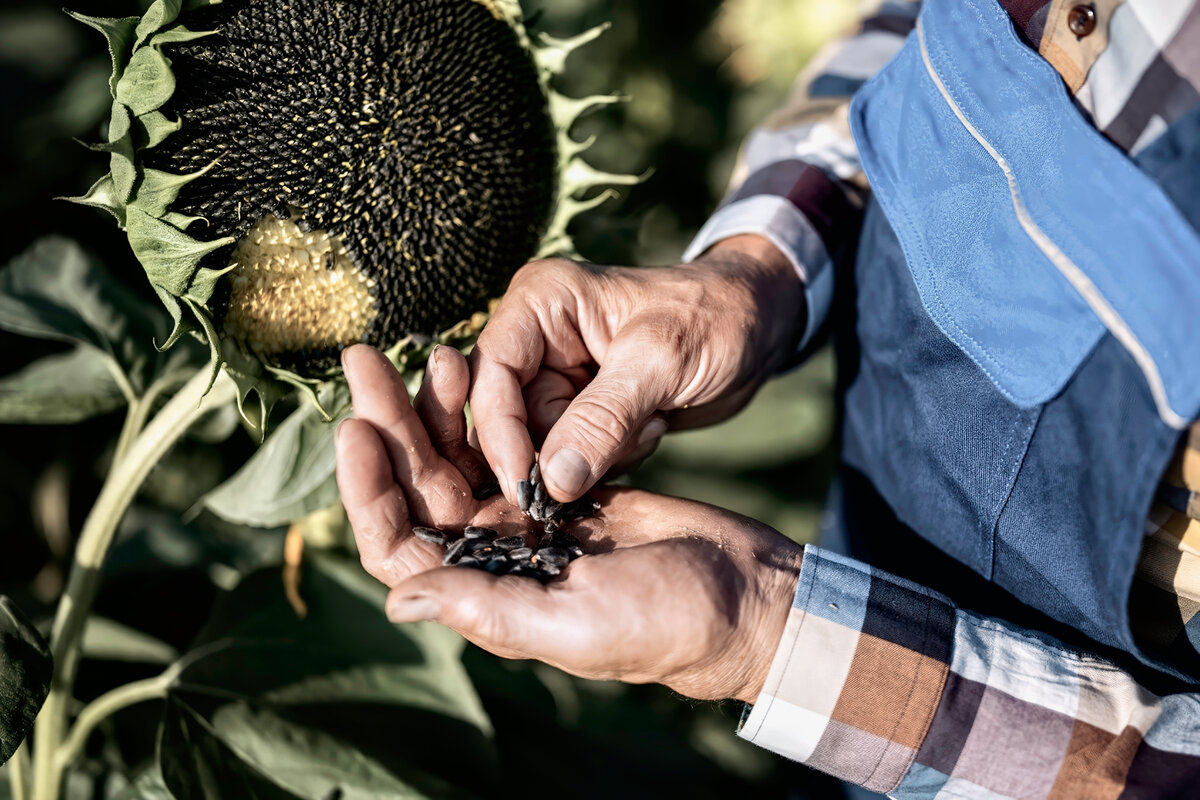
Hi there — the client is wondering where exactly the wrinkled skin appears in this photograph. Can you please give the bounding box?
[336,344,803,703]
[468,235,808,503]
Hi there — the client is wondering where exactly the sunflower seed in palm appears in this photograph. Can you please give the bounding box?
[494,535,527,550]
[413,527,448,545]
[464,526,497,540]
[442,537,467,566]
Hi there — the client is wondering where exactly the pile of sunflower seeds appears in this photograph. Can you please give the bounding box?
[516,460,600,534]
[414,461,600,582]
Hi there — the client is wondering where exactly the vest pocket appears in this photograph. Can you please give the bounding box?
[840,201,1049,579]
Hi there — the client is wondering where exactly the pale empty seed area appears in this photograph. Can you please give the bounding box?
[222,207,379,357]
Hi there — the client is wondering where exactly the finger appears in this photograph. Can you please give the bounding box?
[538,325,676,501]
[343,345,471,524]
[468,311,542,504]
[522,368,578,445]
[384,566,582,663]
[335,419,423,585]
[415,345,497,497]
[604,415,668,479]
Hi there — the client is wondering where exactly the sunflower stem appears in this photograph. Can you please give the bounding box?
[53,671,177,776]
[10,740,31,800]
[31,367,237,800]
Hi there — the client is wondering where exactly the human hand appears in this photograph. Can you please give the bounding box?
[336,344,803,702]
[470,234,805,504]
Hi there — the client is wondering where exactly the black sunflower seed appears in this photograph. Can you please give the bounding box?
[464,526,497,540]
[517,480,534,512]
[530,461,541,485]
[473,482,502,501]
[413,526,448,545]
[507,546,533,560]
[442,537,467,566]
[466,542,495,558]
[485,558,512,575]
[551,530,582,550]
[535,547,570,567]
[494,535,526,550]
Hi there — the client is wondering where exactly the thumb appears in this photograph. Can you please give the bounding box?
[384,567,562,660]
[538,328,675,500]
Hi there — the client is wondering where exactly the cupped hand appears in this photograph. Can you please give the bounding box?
[336,344,803,703]
[469,234,805,504]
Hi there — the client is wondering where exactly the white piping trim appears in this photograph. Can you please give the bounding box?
[915,20,1188,430]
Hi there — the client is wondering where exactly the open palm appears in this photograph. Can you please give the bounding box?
[335,344,803,702]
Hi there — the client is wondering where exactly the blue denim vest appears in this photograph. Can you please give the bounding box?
[836,0,1200,680]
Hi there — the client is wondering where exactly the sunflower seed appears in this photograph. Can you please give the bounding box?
[551,530,582,550]
[442,537,467,565]
[473,482,502,501]
[464,526,496,540]
[530,461,541,485]
[413,527,448,545]
[507,546,533,560]
[535,547,570,567]
[484,558,512,575]
[494,535,526,550]
[533,481,548,506]
[539,563,562,577]
[516,480,534,512]
[456,556,485,569]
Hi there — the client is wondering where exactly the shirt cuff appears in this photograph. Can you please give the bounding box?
[738,545,956,795]
[682,195,833,355]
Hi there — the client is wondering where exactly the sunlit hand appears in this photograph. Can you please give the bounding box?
[469,235,805,504]
[335,344,803,703]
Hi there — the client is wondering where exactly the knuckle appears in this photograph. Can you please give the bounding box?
[569,393,640,455]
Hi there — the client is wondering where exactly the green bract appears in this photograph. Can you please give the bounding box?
[68,0,637,429]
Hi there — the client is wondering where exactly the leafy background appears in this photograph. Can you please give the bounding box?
[0,0,854,796]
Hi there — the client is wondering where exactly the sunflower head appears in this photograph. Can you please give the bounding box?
[69,0,637,423]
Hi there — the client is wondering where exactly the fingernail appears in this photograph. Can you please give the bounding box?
[430,344,443,370]
[544,448,590,497]
[387,594,441,623]
[637,418,669,448]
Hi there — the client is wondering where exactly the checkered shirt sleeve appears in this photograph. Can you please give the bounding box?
[742,546,1200,797]
[682,1,920,353]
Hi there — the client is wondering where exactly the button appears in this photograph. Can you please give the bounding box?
[1068,4,1097,37]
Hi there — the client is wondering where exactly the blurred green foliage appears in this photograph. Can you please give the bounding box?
[0,0,849,795]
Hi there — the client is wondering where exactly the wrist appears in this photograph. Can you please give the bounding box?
[694,235,807,375]
[731,544,804,704]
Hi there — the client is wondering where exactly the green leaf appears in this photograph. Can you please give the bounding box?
[107,101,137,202]
[110,766,174,800]
[0,597,51,765]
[58,173,126,226]
[159,555,495,798]
[133,110,183,151]
[81,616,179,665]
[115,45,175,117]
[135,163,217,219]
[0,237,174,395]
[149,24,217,49]
[64,12,138,97]
[126,208,235,297]
[133,0,183,49]
[0,347,126,424]
[202,385,349,527]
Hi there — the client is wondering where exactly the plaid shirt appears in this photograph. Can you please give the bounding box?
[684,0,1200,795]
